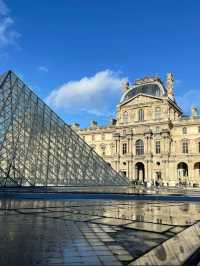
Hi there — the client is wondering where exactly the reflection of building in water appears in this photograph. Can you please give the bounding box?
[102,202,200,226]
[77,73,200,187]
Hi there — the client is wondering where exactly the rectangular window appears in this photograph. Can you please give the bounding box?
[123,112,128,123]
[122,143,127,155]
[182,127,187,134]
[199,142,200,153]
[138,109,144,121]
[155,107,161,120]
[155,141,160,154]
[136,140,144,155]
[198,126,200,133]
[182,141,188,154]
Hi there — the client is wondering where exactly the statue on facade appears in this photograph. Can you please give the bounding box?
[191,106,198,117]
[122,81,129,93]
[167,72,174,98]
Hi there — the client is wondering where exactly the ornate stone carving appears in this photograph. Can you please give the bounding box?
[191,106,198,117]
[122,81,130,93]
[167,72,174,97]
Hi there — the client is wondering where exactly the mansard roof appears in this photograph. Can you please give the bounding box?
[120,76,167,103]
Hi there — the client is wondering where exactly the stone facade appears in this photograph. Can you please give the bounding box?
[75,73,200,187]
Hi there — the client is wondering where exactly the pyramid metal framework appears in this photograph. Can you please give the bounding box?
[0,71,128,187]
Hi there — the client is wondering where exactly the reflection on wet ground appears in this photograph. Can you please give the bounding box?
[0,199,200,265]
[2,185,200,196]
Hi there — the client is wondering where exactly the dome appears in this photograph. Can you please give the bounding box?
[120,79,166,103]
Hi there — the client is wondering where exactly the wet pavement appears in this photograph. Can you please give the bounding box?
[0,199,200,265]
[2,185,200,196]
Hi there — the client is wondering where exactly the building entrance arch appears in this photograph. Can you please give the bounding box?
[177,162,188,178]
[194,162,200,179]
[135,162,145,183]
[177,162,188,185]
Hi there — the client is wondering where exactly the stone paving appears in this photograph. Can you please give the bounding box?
[0,199,200,265]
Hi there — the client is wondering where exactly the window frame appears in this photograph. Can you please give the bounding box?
[155,107,161,120]
[155,140,161,154]
[182,127,187,134]
[122,143,127,155]
[136,139,144,155]
[182,140,188,154]
[123,111,128,124]
[138,109,144,122]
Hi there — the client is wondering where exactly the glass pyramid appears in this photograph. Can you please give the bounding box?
[0,71,128,187]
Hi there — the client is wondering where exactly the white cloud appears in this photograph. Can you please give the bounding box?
[46,69,127,116]
[37,66,49,73]
[0,0,20,47]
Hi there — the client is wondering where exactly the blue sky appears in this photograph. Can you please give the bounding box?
[1,0,200,127]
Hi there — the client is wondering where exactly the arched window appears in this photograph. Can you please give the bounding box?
[194,162,200,177]
[177,162,188,177]
[138,109,144,121]
[182,140,188,154]
[155,107,161,120]
[136,139,144,155]
[123,111,128,123]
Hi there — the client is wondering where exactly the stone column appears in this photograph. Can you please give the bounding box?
[127,160,130,180]
[145,136,148,154]
[163,160,168,184]
[188,160,194,185]
[148,160,153,181]
[129,160,133,182]
[115,140,118,154]
[146,160,149,183]
[150,136,153,155]
[174,160,177,185]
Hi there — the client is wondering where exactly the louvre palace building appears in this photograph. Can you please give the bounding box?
[75,73,200,187]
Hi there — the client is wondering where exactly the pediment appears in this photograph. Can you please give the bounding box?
[120,93,163,107]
